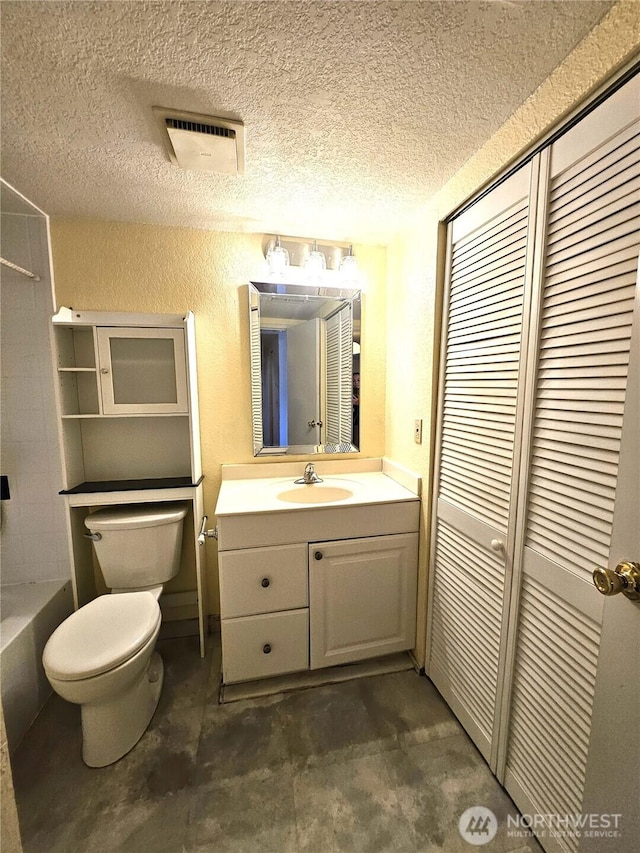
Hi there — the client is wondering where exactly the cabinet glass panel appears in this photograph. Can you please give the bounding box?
[109,337,178,405]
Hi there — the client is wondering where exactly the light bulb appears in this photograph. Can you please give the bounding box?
[304,240,326,282]
[339,245,359,284]
[266,237,289,278]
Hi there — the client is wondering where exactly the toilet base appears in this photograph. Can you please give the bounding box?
[81,651,164,767]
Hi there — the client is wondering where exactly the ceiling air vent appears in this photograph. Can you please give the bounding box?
[153,107,245,175]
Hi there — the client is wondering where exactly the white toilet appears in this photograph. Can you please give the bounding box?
[42,503,188,767]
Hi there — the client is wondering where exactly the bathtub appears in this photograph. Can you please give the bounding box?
[0,580,73,753]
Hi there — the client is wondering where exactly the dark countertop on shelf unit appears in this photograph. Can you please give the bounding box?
[60,475,204,495]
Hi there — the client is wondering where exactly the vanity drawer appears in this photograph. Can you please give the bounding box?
[218,543,308,618]
[221,609,309,683]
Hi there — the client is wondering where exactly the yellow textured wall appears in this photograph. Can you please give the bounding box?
[49,221,387,608]
[386,1,640,665]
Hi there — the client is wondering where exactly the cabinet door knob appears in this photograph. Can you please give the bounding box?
[263,643,272,654]
[314,551,323,560]
[261,577,270,588]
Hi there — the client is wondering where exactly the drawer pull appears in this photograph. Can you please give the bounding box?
[263,643,272,654]
[314,551,323,561]
[261,577,271,588]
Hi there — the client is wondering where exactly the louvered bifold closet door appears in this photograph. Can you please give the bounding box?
[324,303,353,446]
[426,163,537,766]
[501,76,640,853]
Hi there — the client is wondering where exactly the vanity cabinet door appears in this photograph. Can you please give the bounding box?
[219,544,308,618]
[221,609,309,684]
[309,532,418,669]
[96,327,188,414]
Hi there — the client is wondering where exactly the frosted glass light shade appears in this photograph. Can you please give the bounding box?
[266,240,289,277]
[339,248,359,283]
[304,242,326,282]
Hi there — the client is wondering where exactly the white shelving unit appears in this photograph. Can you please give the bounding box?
[52,307,207,656]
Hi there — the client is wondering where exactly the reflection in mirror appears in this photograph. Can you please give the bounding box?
[249,282,361,456]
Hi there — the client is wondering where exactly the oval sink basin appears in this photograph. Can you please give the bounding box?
[276,485,354,504]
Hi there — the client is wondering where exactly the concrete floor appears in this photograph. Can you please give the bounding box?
[11,634,541,852]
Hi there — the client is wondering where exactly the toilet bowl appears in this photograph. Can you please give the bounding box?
[42,502,188,767]
[43,592,162,767]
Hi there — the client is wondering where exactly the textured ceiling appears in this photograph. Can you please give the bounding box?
[1,0,613,244]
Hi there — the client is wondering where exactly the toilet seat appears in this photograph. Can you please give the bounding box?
[43,592,161,682]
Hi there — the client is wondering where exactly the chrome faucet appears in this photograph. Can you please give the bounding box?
[295,463,323,485]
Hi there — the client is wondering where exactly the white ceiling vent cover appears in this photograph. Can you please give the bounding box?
[153,108,245,175]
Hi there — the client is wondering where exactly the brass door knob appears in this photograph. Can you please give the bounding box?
[593,561,640,601]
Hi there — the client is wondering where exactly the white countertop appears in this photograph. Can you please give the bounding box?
[215,470,420,517]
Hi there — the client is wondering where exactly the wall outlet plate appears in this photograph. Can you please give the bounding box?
[414,419,423,444]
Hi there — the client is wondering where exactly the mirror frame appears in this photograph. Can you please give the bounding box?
[248,281,361,456]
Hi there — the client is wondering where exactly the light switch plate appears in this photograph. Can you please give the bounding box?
[414,419,423,444]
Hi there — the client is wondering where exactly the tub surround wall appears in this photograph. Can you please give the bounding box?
[385,3,640,666]
[0,192,70,586]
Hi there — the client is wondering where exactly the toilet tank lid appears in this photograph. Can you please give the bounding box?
[84,502,188,531]
[42,593,161,681]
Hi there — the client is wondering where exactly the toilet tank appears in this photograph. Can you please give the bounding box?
[84,503,188,590]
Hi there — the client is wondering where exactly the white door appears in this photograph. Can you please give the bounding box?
[581,263,639,851]
[426,161,539,766]
[287,318,321,444]
[497,78,640,852]
[309,533,418,669]
[324,303,353,446]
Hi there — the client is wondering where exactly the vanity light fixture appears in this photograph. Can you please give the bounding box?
[262,236,361,289]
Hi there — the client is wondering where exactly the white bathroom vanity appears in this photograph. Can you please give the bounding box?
[215,460,421,686]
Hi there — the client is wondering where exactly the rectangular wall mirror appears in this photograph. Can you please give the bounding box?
[249,282,361,456]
